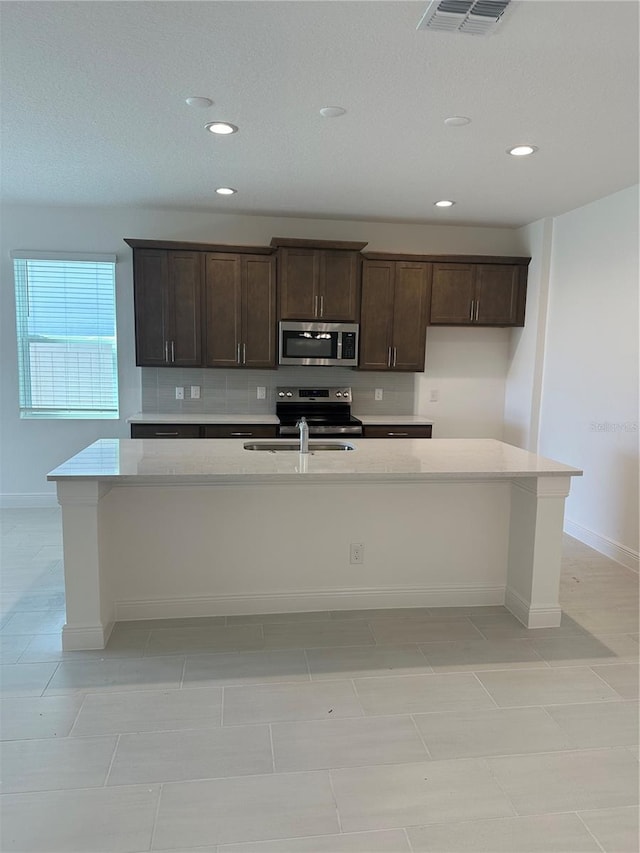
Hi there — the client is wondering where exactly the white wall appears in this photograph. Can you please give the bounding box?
[538,185,639,568]
[0,203,522,503]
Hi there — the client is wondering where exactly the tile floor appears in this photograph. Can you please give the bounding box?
[0,507,638,852]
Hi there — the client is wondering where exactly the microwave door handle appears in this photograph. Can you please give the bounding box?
[337,332,342,360]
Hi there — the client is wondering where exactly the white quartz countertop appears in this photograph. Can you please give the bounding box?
[127,413,432,426]
[48,438,582,484]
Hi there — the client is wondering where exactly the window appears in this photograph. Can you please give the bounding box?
[12,252,119,419]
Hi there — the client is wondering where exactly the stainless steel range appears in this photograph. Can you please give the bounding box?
[276,387,363,437]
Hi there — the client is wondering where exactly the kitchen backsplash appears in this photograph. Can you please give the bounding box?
[142,367,417,416]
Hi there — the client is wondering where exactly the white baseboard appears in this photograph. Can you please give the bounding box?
[505,587,562,628]
[62,621,114,651]
[565,519,639,573]
[115,585,506,621]
[0,493,58,509]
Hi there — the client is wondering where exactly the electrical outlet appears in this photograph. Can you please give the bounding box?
[350,543,364,564]
[375,388,383,401]
[190,385,200,399]
[175,387,184,400]
[257,386,266,400]
[430,389,439,402]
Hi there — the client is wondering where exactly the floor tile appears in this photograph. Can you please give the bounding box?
[0,609,66,635]
[261,620,375,649]
[18,628,151,662]
[153,772,339,848]
[0,633,33,664]
[407,813,601,852]
[330,608,430,620]
[354,673,496,716]
[183,649,309,687]
[474,619,587,640]
[272,715,428,771]
[107,724,272,785]
[413,707,569,760]
[0,784,160,852]
[306,644,430,680]
[476,666,621,706]
[591,663,639,699]
[546,700,639,748]
[569,608,639,634]
[223,680,363,725]
[0,694,83,740]
[44,655,184,695]
[419,638,545,672]
[531,633,639,667]
[369,618,483,644]
[70,686,222,736]
[0,734,117,793]
[146,624,264,655]
[578,805,640,853]
[119,616,227,630]
[218,829,412,852]
[331,759,515,832]
[487,747,640,814]
[228,611,330,625]
[0,661,58,697]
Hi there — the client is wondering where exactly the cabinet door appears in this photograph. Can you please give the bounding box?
[318,251,360,321]
[204,254,242,367]
[167,252,203,366]
[474,264,520,325]
[131,424,202,438]
[133,249,170,366]
[430,264,475,324]
[243,255,277,368]
[359,261,394,370]
[278,248,319,319]
[391,263,431,371]
[363,425,432,438]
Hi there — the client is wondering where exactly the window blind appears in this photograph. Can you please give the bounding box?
[13,253,119,419]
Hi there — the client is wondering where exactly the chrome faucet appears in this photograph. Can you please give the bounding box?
[297,416,309,454]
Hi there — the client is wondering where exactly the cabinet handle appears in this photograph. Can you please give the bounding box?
[230,432,253,436]
[237,343,241,364]
[319,295,324,317]
[387,432,409,436]
[164,341,169,362]
[155,431,179,436]
[470,300,474,322]
[171,341,175,362]
[392,347,397,367]
[387,347,392,368]
[243,342,246,364]
[314,294,319,317]
[475,300,480,322]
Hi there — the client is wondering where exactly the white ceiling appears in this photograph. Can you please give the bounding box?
[1,0,638,228]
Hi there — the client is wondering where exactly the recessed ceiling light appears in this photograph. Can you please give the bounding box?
[507,145,537,156]
[185,97,213,108]
[319,106,346,118]
[205,122,238,135]
[434,199,455,208]
[444,116,471,127]
[215,187,237,195]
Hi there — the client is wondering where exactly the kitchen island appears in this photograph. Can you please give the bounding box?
[48,438,581,649]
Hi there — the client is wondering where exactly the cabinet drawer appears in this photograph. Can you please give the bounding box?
[203,425,277,439]
[363,425,432,439]
[131,424,202,438]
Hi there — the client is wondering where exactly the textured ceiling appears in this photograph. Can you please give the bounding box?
[1,0,638,227]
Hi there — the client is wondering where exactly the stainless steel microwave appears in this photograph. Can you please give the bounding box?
[278,321,359,367]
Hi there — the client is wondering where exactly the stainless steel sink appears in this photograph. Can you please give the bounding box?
[244,441,355,452]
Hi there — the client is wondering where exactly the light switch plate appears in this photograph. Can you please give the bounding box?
[175,387,184,400]
[257,386,266,400]
[430,389,439,402]
[190,386,200,399]
[375,388,383,401]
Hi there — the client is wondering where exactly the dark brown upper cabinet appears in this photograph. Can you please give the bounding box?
[272,237,367,322]
[204,253,276,369]
[359,259,431,372]
[430,260,528,326]
[130,247,203,367]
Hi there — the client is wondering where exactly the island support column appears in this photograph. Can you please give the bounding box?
[506,475,572,628]
[57,480,114,650]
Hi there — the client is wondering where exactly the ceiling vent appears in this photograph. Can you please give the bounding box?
[417,0,511,35]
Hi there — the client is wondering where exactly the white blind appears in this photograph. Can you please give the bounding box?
[13,256,119,419]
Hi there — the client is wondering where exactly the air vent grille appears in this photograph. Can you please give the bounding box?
[417,0,511,35]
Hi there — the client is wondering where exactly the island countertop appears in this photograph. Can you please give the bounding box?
[47,438,582,484]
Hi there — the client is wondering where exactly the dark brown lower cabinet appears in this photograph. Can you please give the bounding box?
[202,425,277,439]
[131,424,202,438]
[363,425,432,438]
[131,424,277,439]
